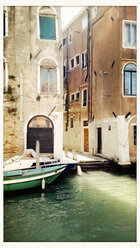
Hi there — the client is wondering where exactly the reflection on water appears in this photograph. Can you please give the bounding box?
[4,171,136,242]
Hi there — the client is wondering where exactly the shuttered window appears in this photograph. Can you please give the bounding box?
[40,67,57,94]
[40,16,56,40]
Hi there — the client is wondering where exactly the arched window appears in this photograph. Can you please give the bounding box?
[28,116,53,128]
[40,58,57,94]
[38,7,56,40]
[124,63,136,96]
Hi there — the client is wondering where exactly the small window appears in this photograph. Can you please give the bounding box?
[83,120,88,126]
[134,125,137,145]
[81,51,87,69]
[71,58,74,69]
[124,63,136,96]
[76,55,80,65]
[123,21,136,48]
[3,8,8,37]
[82,89,87,107]
[70,118,74,128]
[95,6,99,15]
[65,122,68,131]
[69,33,72,43]
[63,65,66,78]
[70,94,75,102]
[76,92,80,100]
[63,38,66,46]
[82,16,88,30]
[3,12,6,36]
[64,94,68,111]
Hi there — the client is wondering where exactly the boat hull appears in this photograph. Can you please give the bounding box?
[4,165,66,192]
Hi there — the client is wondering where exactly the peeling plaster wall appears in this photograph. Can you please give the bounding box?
[3,6,63,160]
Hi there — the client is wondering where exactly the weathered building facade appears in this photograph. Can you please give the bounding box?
[63,6,137,165]
[3,6,63,160]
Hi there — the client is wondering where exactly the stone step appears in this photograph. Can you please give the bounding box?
[78,160,110,165]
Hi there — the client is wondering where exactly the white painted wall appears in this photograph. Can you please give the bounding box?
[89,116,131,165]
[117,116,131,165]
[53,112,63,159]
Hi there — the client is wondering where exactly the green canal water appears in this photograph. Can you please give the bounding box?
[4,170,136,242]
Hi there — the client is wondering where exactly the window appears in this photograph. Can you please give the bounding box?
[82,89,87,107]
[29,116,53,128]
[3,7,8,37]
[65,122,68,131]
[70,118,74,128]
[3,11,6,36]
[82,16,88,30]
[40,17,56,40]
[63,65,66,78]
[40,59,57,94]
[64,96,68,111]
[76,55,80,65]
[76,92,80,100]
[69,33,72,43]
[123,21,136,48]
[134,125,137,145]
[81,51,87,69]
[63,38,66,46]
[124,63,136,96]
[95,6,99,15]
[83,120,88,126]
[39,7,56,40]
[70,55,80,70]
[70,94,75,102]
[63,59,66,78]
[71,58,74,69]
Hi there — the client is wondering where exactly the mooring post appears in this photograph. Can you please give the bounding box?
[36,140,40,169]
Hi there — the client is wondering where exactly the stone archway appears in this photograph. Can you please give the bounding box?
[27,115,54,154]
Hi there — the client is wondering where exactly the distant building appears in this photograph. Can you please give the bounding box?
[63,6,136,165]
[3,6,63,160]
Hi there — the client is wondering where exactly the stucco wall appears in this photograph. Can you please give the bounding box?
[4,6,63,160]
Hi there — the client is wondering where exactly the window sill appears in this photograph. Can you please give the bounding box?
[81,66,87,71]
[37,37,58,42]
[70,100,79,105]
[70,64,80,71]
[122,94,136,98]
[122,46,136,50]
[40,93,58,96]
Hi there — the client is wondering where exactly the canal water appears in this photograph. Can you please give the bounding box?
[4,170,136,242]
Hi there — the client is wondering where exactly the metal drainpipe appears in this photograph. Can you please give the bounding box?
[66,28,69,128]
[87,7,90,121]
[90,19,93,120]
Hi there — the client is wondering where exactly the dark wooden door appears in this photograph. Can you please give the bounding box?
[84,128,89,152]
[27,128,53,153]
[97,128,102,153]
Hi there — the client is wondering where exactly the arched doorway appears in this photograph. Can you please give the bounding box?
[128,115,136,163]
[27,115,54,153]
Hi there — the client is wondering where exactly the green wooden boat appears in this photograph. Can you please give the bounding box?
[4,164,67,192]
